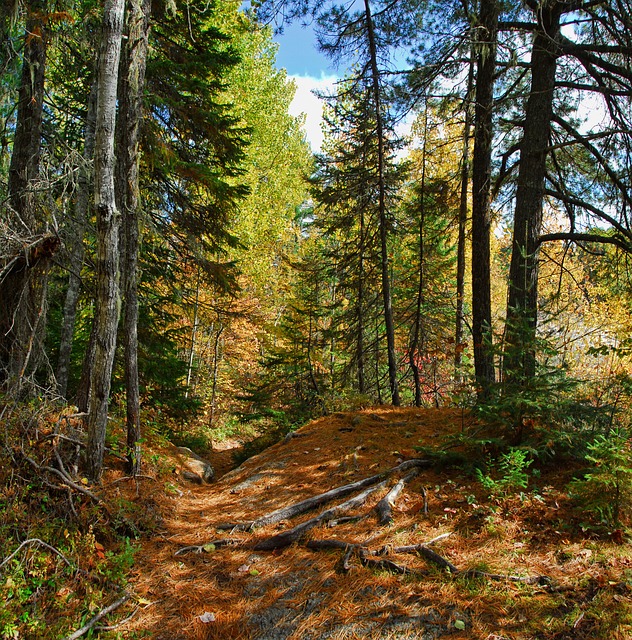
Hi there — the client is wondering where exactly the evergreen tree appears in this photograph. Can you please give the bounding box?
[312,78,406,404]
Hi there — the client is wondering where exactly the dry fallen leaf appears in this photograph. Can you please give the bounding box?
[198,612,215,623]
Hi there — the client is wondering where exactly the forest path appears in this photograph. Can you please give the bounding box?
[124,408,603,640]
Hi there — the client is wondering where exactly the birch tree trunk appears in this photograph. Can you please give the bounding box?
[86,0,125,483]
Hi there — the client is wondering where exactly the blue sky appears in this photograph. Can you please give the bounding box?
[273,21,334,77]
[270,18,415,153]
[272,22,338,152]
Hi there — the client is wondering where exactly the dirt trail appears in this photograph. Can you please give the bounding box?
[123,408,628,640]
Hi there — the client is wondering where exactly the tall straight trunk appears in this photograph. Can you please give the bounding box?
[357,207,366,394]
[505,7,561,382]
[363,0,400,406]
[306,311,320,396]
[86,0,125,483]
[118,0,151,475]
[7,0,47,225]
[208,324,224,428]
[1,0,51,388]
[409,109,428,407]
[374,311,383,405]
[471,0,498,396]
[185,265,201,395]
[455,57,475,374]
[56,83,98,399]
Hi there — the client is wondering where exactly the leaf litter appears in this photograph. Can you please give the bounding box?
[124,407,632,639]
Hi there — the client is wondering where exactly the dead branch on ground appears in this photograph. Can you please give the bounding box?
[0,538,74,573]
[253,481,388,551]
[174,539,243,556]
[62,593,131,640]
[216,458,431,532]
[23,451,101,503]
[374,469,419,525]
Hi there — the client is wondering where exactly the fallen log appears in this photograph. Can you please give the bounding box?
[253,481,388,551]
[216,458,432,532]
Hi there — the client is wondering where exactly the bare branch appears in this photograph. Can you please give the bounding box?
[63,593,131,640]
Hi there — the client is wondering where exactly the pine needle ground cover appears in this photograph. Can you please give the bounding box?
[120,408,632,640]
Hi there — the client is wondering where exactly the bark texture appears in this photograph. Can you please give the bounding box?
[471,0,498,395]
[1,0,51,389]
[117,0,151,475]
[505,5,561,382]
[86,0,125,483]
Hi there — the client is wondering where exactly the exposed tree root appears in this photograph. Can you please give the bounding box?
[178,455,552,589]
[216,458,431,532]
[307,533,550,584]
[253,481,388,551]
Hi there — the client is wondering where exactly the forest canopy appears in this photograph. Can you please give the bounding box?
[2,3,632,637]
[1,0,632,478]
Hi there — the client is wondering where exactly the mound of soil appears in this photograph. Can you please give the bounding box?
[121,408,631,640]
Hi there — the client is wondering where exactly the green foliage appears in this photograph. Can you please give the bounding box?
[476,449,533,498]
[144,0,249,262]
[232,420,292,465]
[568,428,632,528]
[0,401,141,639]
[476,316,599,451]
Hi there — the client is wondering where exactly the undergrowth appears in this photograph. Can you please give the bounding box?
[0,398,158,639]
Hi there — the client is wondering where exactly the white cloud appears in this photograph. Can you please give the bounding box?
[288,74,338,153]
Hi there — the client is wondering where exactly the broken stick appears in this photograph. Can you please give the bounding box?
[374,470,419,525]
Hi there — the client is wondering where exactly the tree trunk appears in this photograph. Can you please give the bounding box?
[56,83,98,399]
[1,0,51,389]
[7,0,47,226]
[185,266,201,396]
[505,6,561,382]
[357,207,366,394]
[86,0,125,483]
[363,0,400,406]
[117,0,151,475]
[409,109,428,407]
[470,0,498,397]
[455,57,474,375]
[208,323,224,428]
